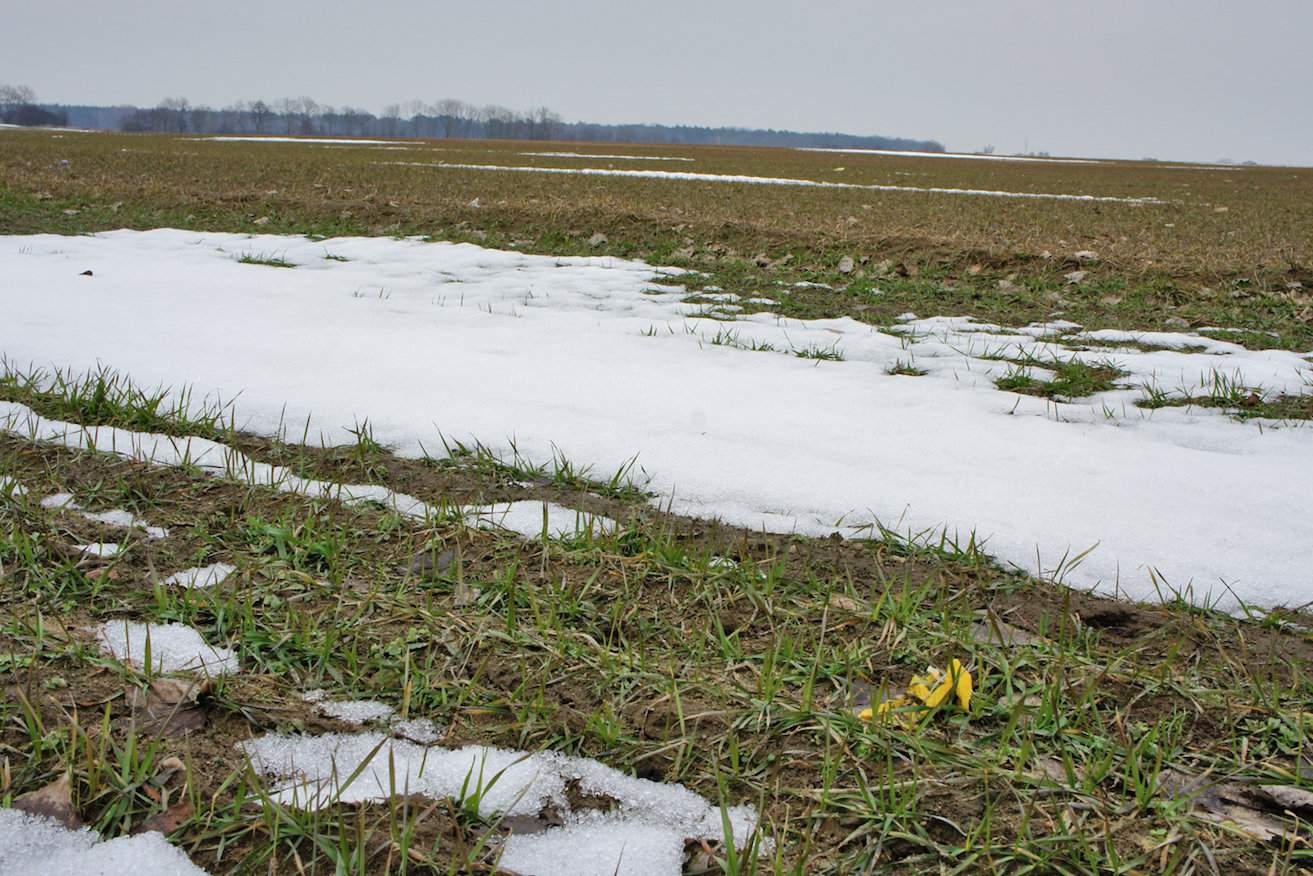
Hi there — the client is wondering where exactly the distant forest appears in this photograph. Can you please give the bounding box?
[1,85,944,152]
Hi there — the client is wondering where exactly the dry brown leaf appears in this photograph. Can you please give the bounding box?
[13,773,81,829]
[127,676,211,737]
[1160,769,1313,845]
[133,800,194,835]
[970,615,1048,648]
[826,594,864,613]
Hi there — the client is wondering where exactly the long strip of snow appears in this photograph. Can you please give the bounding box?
[2,230,1311,610]
[198,136,403,145]
[240,732,760,875]
[0,400,611,539]
[800,147,1106,164]
[519,151,695,162]
[385,161,1164,204]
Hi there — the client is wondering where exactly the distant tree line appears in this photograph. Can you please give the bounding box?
[0,84,67,127]
[1,84,944,152]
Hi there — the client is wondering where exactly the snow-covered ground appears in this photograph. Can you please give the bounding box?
[385,161,1164,204]
[0,809,207,876]
[2,230,1311,610]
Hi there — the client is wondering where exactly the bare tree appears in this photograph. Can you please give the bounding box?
[294,96,318,134]
[530,106,561,141]
[0,83,37,115]
[274,98,299,134]
[381,103,401,137]
[433,98,468,139]
[250,100,271,134]
[158,96,191,132]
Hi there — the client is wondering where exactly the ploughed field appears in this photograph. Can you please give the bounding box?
[1,128,1312,875]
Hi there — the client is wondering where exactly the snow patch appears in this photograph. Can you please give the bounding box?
[317,699,397,725]
[498,815,684,876]
[303,692,441,739]
[94,620,239,675]
[0,808,208,876]
[76,542,121,558]
[239,732,761,873]
[81,508,169,538]
[162,562,236,589]
[40,492,78,509]
[465,501,618,539]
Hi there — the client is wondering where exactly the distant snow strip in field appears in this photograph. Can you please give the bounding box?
[3,230,1311,612]
[385,161,1163,204]
[200,136,402,145]
[519,151,695,162]
[800,147,1106,164]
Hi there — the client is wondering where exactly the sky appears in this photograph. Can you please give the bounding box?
[6,0,1312,164]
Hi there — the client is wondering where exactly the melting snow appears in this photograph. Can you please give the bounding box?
[81,508,169,538]
[317,699,396,724]
[2,230,1312,610]
[199,136,400,146]
[94,620,239,675]
[0,808,207,876]
[76,542,122,558]
[239,732,760,874]
[499,815,684,876]
[303,692,441,739]
[390,717,442,744]
[386,161,1164,204]
[465,501,618,539]
[519,151,695,162]
[162,562,236,589]
[0,476,24,497]
[38,493,168,537]
[799,147,1107,164]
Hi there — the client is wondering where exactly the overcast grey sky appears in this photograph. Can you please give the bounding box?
[7,0,1311,163]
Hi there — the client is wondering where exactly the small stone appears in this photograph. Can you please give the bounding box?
[1164,316,1190,328]
[467,197,481,209]
[1073,250,1099,262]
[252,216,271,226]
[837,256,855,274]
[404,547,455,579]
[80,270,93,277]
[1064,270,1088,285]
[588,232,608,247]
